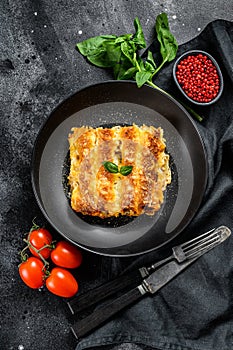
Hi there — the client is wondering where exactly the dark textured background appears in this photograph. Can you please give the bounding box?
[1,1,233,350]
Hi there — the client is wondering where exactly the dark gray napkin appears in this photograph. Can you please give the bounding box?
[75,20,233,350]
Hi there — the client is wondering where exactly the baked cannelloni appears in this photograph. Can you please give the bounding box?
[68,124,171,218]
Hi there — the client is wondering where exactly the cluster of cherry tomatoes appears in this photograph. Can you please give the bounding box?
[19,221,83,298]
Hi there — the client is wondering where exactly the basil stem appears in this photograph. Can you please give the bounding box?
[147,80,203,122]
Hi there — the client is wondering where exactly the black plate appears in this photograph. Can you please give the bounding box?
[31,81,207,257]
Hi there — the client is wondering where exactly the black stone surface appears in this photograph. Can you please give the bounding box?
[1,1,233,350]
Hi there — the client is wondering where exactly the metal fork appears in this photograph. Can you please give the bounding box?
[143,225,230,275]
[67,225,231,315]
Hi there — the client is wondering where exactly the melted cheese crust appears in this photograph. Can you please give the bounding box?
[68,124,171,218]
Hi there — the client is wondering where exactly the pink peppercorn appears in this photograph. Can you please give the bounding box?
[175,53,220,103]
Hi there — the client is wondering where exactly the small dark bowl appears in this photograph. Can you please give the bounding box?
[173,50,224,106]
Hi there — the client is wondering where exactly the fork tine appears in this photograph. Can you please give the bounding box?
[183,226,231,258]
[183,231,220,254]
[181,228,216,250]
[173,226,231,263]
[184,239,220,259]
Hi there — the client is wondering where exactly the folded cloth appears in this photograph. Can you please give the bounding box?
[75,20,233,350]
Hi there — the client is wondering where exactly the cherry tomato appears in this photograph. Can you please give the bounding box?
[19,257,45,289]
[28,228,53,259]
[45,267,78,298]
[50,241,83,269]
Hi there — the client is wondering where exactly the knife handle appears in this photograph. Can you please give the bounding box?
[67,269,142,314]
[71,286,144,339]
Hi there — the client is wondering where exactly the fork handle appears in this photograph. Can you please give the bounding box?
[149,255,172,271]
[71,286,144,339]
[67,269,142,314]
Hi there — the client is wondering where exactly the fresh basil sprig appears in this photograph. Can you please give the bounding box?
[103,162,133,176]
[76,13,203,122]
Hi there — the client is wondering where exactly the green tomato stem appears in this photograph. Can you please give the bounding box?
[20,245,29,262]
[22,238,50,270]
[37,240,56,252]
[30,217,40,232]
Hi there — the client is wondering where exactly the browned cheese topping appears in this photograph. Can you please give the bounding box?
[68,124,171,218]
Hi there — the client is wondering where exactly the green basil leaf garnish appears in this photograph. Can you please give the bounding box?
[103,162,133,176]
[103,161,119,173]
[120,165,133,176]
